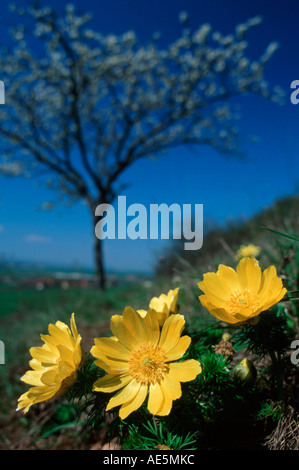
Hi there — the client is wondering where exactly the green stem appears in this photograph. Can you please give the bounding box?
[189,320,222,341]
[269,350,283,402]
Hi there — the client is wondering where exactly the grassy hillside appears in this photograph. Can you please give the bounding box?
[156,193,299,285]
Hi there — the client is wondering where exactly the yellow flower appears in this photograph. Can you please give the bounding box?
[138,288,179,326]
[91,307,201,420]
[17,313,84,413]
[236,243,261,260]
[198,257,287,325]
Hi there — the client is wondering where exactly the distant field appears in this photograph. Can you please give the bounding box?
[0,288,20,317]
[0,283,154,321]
[0,286,76,318]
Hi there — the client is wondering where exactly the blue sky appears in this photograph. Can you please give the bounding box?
[0,0,298,274]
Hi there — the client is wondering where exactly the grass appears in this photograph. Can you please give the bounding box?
[0,289,20,317]
[0,283,149,320]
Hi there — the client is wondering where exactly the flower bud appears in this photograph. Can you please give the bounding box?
[233,358,257,383]
[222,333,231,341]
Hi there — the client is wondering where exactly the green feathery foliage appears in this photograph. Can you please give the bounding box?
[121,418,198,450]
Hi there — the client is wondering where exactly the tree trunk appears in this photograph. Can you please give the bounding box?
[94,233,106,290]
[91,202,107,290]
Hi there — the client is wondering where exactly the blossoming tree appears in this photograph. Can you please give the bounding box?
[0,4,283,288]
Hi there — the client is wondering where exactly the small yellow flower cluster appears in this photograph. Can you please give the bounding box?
[17,257,286,420]
[235,243,261,260]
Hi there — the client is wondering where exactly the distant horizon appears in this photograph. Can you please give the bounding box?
[1,190,297,277]
[0,256,154,276]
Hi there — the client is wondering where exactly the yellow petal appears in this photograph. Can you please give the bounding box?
[110,314,139,350]
[105,378,140,412]
[261,286,287,311]
[27,385,59,402]
[217,265,241,291]
[232,307,260,324]
[17,384,60,412]
[92,353,129,374]
[56,344,76,368]
[41,368,58,386]
[159,314,185,353]
[119,383,148,419]
[20,370,44,386]
[160,373,182,401]
[122,307,149,344]
[168,360,202,382]
[197,287,228,309]
[48,323,74,350]
[93,337,131,361]
[198,272,231,300]
[137,309,147,318]
[236,257,262,292]
[258,265,280,299]
[148,378,176,416]
[40,334,60,349]
[167,287,180,312]
[165,335,191,362]
[149,297,168,313]
[198,297,236,324]
[29,346,58,364]
[28,358,44,371]
[73,336,84,368]
[155,381,173,416]
[143,308,160,344]
[93,373,132,393]
[147,382,164,415]
[70,313,78,339]
[56,360,75,380]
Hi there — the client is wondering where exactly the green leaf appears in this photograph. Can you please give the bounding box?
[262,227,299,243]
[34,420,87,442]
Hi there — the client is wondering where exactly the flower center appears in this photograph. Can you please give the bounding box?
[227,288,261,314]
[128,342,169,385]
